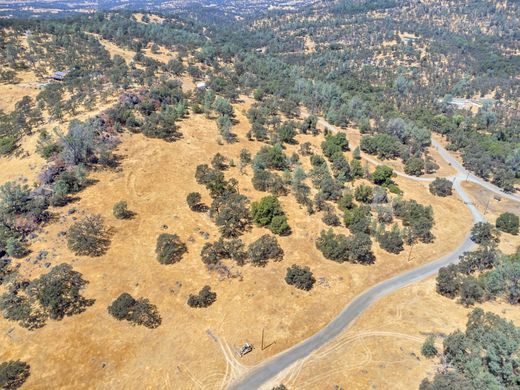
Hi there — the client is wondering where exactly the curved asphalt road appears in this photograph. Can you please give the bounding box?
[228,121,513,390]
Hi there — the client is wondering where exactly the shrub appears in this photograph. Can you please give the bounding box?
[67,215,110,257]
[113,201,133,219]
[155,233,187,265]
[285,264,315,291]
[187,285,216,308]
[421,336,438,358]
[429,178,453,197]
[5,238,28,258]
[248,235,284,266]
[186,192,203,211]
[372,165,393,185]
[0,360,30,390]
[354,184,373,203]
[321,132,349,160]
[108,292,161,328]
[496,212,519,235]
[0,136,18,156]
[322,211,341,226]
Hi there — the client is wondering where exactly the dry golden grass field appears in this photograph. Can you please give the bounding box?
[0,71,516,390]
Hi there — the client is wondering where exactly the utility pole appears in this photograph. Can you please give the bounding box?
[261,328,264,351]
[407,242,415,262]
[484,198,491,215]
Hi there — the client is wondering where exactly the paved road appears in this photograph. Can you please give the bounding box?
[228,120,507,390]
[431,139,520,204]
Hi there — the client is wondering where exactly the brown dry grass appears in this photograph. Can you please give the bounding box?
[273,274,520,390]
[0,93,477,389]
[0,70,40,113]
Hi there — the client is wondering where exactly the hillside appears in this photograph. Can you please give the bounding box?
[0,3,518,390]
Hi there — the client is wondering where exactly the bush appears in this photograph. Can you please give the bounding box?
[285,264,315,291]
[429,178,453,197]
[187,285,216,308]
[322,211,341,226]
[67,215,110,257]
[321,132,349,160]
[108,292,161,328]
[186,192,203,211]
[496,212,519,235]
[251,195,290,235]
[315,229,350,263]
[248,235,284,266]
[372,165,393,185]
[113,201,133,219]
[0,361,30,390]
[354,184,373,203]
[421,336,438,358]
[0,136,18,156]
[155,233,187,264]
[5,238,28,258]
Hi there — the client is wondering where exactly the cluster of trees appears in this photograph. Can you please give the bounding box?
[316,229,374,264]
[201,234,284,270]
[420,309,520,389]
[195,163,251,238]
[106,80,187,142]
[108,292,161,328]
[0,263,93,329]
[251,195,290,235]
[437,223,520,306]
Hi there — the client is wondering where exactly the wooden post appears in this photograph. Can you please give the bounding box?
[407,243,414,262]
[261,328,265,351]
[484,198,491,215]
